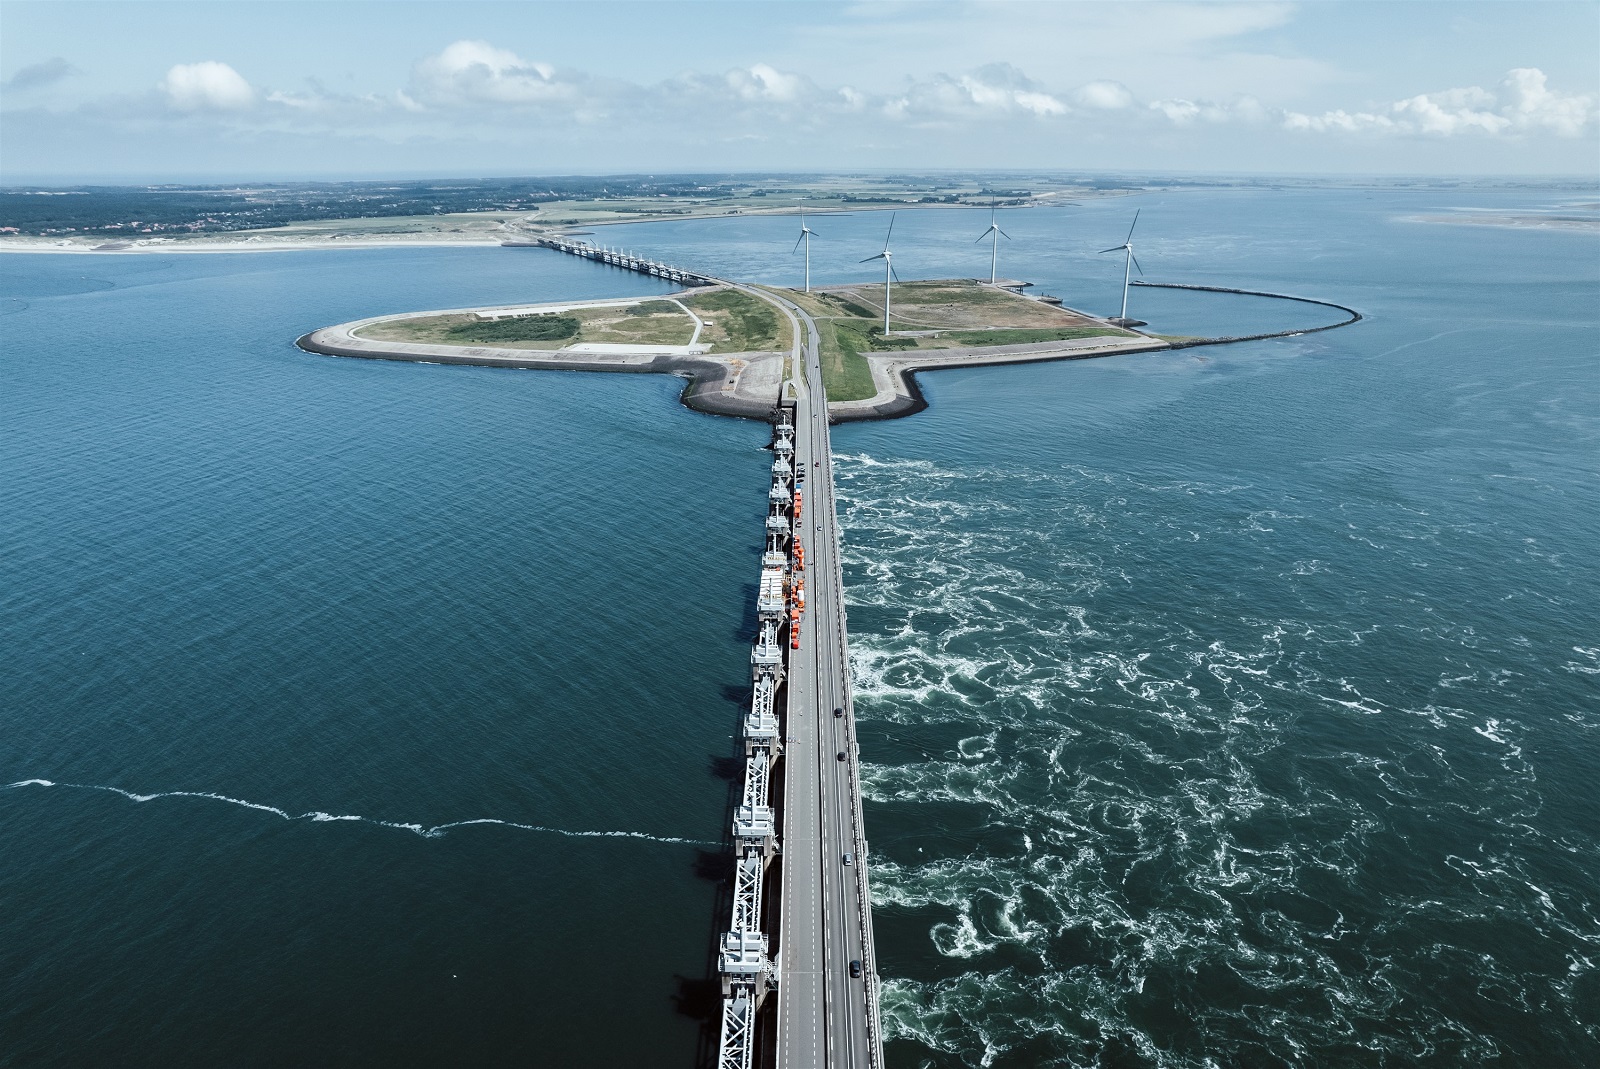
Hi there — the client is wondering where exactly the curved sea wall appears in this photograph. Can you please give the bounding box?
[1131,281,1363,348]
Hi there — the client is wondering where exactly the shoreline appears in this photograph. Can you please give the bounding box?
[0,194,1103,256]
[295,294,785,421]
[296,297,1176,423]
[0,236,507,255]
[294,279,1362,423]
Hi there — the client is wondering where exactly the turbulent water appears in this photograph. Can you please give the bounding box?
[4,185,1597,1067]
[612,187,1600,1066]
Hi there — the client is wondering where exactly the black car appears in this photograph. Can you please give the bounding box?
[837,751,847,762]
[849,960,863,979]
[833,707,843,718]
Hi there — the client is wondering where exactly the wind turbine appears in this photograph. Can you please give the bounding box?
[1099,210,1143,324]
[974,205,1011,284]
[792,206,818,293]
[859,212,899,335]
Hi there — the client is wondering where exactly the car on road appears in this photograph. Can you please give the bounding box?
[849,960,863,978]
[833,707,843,718]
[837,751,847,762]
[843,852,854,866]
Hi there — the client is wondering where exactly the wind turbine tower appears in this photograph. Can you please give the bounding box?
[859,212,899,335]
[792,207,818,293]
[1099,210,1145,326]
[975,205,1012,285]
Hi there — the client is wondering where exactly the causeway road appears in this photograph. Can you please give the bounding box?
[740,284,882,1069]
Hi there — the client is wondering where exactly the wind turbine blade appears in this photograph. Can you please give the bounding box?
[793,233,805,253]
[884,211,896,247]
[860,254,885,263]
[998,228,1012,240]
[891,263,902,285]
[1130,253,1144,276]
[1098,246,1123,254]
[975,232,990,243]
[1125,209,1140,245]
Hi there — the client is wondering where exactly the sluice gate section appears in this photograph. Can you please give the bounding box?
[715,405,802,1069]
[505,236,718,286]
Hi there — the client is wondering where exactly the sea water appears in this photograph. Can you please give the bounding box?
[606,187,1600,1066]
[4,184,1598,1067]
[1,248,759,1066]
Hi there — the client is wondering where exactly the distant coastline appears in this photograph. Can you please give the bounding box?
[0,235,505,255]
[1406,212,1600,232]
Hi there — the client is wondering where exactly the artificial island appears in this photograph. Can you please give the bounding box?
[298,228,1360,422]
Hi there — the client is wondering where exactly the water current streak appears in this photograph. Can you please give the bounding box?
[3,780,710,846]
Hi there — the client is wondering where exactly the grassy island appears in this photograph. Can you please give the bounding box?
[778,279,1137,401]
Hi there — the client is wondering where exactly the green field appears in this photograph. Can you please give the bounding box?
[687,289,784,352]
[774,279,1142,400]
[815,319,879,402]
[443,314,579,343]
[354,302,694,350]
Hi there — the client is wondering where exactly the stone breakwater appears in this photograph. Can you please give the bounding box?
[1131,281,1363,347]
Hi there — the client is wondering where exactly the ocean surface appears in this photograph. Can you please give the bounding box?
[5,184,1599,1067]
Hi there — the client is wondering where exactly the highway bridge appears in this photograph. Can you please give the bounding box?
[715,288,883,1069]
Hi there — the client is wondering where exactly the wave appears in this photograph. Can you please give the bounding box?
[3,779,711,846]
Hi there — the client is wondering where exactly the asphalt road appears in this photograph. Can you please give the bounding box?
[742,286,881,1069]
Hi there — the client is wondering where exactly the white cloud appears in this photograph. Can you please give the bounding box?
[412,40,564,106]
[883,65,1066,121]
[1073,81,1134,111]
[1149,94,1268,125]
[1283,67,1595,138]
[727,63,805,103]
[265,89,322,111]
[1013,90,1067,117]
[160,61,254,111]
[1499,67,1595,137]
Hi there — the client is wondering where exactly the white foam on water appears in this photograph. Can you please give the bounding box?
[2,779,710,846]
[831,446,1589,1065]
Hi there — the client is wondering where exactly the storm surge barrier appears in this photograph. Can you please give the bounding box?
[715,405,800,1069]
[505,236,717,286]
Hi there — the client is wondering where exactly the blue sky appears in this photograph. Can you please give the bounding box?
[2,1,1596,181]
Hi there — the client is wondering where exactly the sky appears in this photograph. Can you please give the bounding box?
[2,0,1597,181]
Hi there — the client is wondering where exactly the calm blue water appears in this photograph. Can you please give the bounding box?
[2,249,761,1066]
[4,185,1598,1067]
